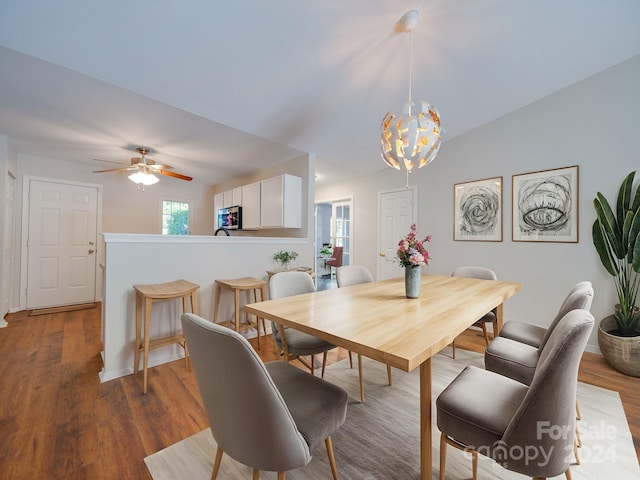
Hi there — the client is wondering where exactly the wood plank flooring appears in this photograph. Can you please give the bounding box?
[0,307,638,479]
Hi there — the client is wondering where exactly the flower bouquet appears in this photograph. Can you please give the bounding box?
[397,224,431,298]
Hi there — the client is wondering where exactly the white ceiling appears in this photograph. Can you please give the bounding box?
[1,1,639,186]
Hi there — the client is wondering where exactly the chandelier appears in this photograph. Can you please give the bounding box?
[380,10,442,186]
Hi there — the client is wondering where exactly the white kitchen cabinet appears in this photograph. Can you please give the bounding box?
[241,182,261,230]
[222,190,233,208]
[214,193,224,226]
[232,187,242,207]
[260,174,302,228]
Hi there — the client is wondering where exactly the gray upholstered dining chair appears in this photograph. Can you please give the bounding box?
[484,280,594,462]
[450,266,498,358]
[336,265,392,403]
[181,312,348,480]
[437,309,594,480]
[269,271,337,377]
[484,281,594,386]
[498,280,593,348]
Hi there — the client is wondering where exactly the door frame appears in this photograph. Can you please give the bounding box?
[314,195,354,269]
[19,176,103,311]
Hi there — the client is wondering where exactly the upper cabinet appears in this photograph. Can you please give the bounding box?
[215,174,302,231]
[241,182,261,230]
[260,174,302,229]
[222,187,242,208]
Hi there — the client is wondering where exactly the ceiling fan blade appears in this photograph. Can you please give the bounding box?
[94,158,129,166]
[149,164,174,170]
[93,167,138,173]
[157,170,193,181]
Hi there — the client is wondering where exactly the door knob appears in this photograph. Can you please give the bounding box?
[88,249,95,254]
[379,252,386,257]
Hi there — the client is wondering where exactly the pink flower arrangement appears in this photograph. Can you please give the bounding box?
[397,224,431,268]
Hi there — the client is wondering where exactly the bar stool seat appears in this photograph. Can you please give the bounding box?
[213,277,268,348]
[133,278,199,394]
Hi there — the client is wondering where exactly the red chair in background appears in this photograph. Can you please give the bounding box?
[325,246,343,277]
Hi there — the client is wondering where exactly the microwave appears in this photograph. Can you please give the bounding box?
[217,205,242,230]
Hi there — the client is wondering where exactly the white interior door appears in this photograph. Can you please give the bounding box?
[26,180,98,309]
[378,186,416,280]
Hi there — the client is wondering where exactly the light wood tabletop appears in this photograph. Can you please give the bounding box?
[245,273,522,480]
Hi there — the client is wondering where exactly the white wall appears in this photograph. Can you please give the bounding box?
[316,55,640,353]
[101,234,314,381]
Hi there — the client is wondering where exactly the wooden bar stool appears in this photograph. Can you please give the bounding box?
[133,279,199,394]
[213,277,268,348]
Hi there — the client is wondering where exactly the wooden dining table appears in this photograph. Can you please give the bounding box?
[245,273,522,480]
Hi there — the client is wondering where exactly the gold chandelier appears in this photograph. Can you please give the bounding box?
[380,10,442,186]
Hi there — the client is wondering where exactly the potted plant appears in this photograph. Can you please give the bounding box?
[319,245,333,257]
[272,250,298,271]
[593,170,640,376]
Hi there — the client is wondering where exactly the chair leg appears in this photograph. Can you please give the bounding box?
[348,350,353,368]
[387,364,392,385]
[565,467,573,480]
[310,354,316,375]
[441,434,477,480]
[471,450,478,480]
[325,436,339,480]
[575,399,582,420]
[575,423,582,448]
[357,353,364,403]
[211,446,224,480]
[480,323,490,345]
[574,437,581,465]
[252,469,260,480]
[451,340,456,359]
[439,433,447,480]
[277,473,286,480]
[321,351,328,378]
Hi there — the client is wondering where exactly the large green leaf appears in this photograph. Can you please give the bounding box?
[628,208,640,265]
[593,219,619,276]
[616,171,635,223]
[595,193,624,258]
[633,230,640,273]
[631,179,640,212]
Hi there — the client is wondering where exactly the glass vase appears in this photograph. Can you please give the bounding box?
[405,265,421,299]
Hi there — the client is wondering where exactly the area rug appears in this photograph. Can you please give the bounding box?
[145,349,640,479]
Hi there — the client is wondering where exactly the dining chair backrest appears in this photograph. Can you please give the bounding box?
[181,312,312,471]
[269,271,316,299]
[451,265,497,281]
[326,246,343,268]
[538,281,594,351]
[268,271,316,345]
[498,309,594,477]
[336,265,373,287]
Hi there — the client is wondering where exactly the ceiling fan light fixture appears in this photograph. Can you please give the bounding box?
[128,171,159,187]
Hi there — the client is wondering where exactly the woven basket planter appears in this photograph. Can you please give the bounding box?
[598,315,640,377]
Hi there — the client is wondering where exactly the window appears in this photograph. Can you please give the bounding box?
[162,200,191,235]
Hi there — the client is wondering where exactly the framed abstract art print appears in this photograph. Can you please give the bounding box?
[512,165,579,243]
[453,176,502,241]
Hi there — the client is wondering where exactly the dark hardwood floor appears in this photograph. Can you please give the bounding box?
[0,305,639,479]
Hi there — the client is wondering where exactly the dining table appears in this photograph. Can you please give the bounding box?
[245,273,522,480]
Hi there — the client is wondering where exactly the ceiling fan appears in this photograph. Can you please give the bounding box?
[93,147,193,189]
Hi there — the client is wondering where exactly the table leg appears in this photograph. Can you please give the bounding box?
[212,283,221,323]
[191,290,199,315]
[143,298,152,394]
[134,293,142,374]
[234,288,241,332]
[420,358,432,480]
[495,303,504,335]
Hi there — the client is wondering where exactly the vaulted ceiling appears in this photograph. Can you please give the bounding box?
[1,1,639,186]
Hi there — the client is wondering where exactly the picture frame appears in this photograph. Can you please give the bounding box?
[454,176,503,241]
[512,165,579,243]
